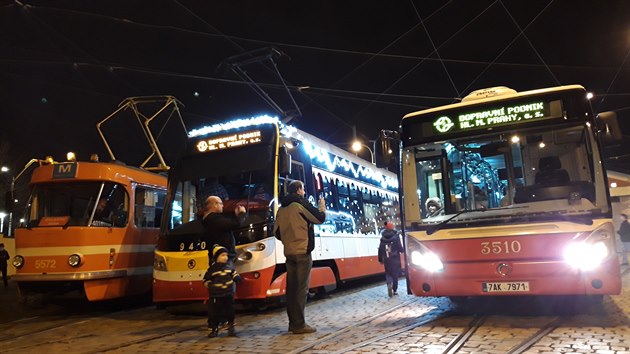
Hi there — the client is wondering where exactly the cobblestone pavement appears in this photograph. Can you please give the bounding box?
[1,266,629,353]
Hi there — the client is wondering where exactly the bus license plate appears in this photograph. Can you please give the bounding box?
[482,281,530,293]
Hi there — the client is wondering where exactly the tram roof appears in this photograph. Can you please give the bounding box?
[30,161,167,188]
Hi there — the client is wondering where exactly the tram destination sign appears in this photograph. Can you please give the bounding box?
[195,129,263,153]
[431,99,562,136]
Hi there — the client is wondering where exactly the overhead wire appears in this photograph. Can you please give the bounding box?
[409,0,460,98]
[460,0,557,95]
[4,1,630,128]
[348,0,499,123]
[595,44,630,112]
[498,0,560,85]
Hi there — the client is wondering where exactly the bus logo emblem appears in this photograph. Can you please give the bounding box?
[434,116,454,133]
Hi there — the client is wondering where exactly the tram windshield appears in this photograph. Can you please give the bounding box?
[164,145,275,247]
[402,123,606,228]
[24,181,129,228]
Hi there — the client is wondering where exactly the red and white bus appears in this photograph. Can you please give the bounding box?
[153,115,400,307]
[389,85,622,300]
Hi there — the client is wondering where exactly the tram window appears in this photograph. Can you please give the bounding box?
[322,176,335,210]
[338,180,350,213]
[135,187,166,228]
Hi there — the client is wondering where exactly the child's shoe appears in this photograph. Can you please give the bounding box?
[227,322,237,337]
[208,327,219,338]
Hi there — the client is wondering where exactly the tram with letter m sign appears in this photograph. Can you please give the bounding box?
[153,115,399,308]
[389,85,622,301]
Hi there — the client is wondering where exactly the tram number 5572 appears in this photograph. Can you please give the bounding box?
[480,241,522,255]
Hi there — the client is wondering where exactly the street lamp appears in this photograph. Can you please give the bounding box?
[351,140,375,165]
[0,212,5,234]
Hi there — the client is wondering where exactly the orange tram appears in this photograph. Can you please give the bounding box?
[153,115,400,307]
[388,85,622,301]
[12,158,167,301]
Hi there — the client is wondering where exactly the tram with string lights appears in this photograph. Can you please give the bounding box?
[385,85,622,301]
[153,115,400,307]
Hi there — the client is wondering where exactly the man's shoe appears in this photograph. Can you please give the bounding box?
[387,283,393,297]
[291,324,317,334]
[227,322,237,337]
[207,327,219,338]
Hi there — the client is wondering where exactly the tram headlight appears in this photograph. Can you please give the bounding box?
[406,236,443,272]
[68,254,82,267]
[238,251,253,261]
[153,255,167,271]
[13,255,24,269]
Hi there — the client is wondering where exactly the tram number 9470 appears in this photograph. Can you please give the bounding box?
[480,241,522,255]
[178,241,208,251]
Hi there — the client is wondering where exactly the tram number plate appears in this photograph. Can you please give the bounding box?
[482,281,530,293]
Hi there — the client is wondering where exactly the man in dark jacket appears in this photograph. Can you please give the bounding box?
[273,180,326,334]
[618,213,630,265]
[201,196,246,263]
[378,222,403,297]
[0,243,9,289]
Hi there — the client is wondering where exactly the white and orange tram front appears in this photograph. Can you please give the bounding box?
[12,160,167,301]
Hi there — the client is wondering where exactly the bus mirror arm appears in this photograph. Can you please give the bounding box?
[375,130,399,168]
[279,146,292,175]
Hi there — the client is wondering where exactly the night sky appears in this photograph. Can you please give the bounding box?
[1,0,630,176]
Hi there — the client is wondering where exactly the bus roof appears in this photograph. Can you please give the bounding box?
[403,84,586,120]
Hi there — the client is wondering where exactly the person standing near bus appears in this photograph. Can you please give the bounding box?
[201,196,246,263]
[0,243,9,289]
[618,213,630,265]
[273,180,326,334]
[378,222,403,297]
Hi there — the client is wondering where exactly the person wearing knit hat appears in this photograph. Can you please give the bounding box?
[203,244,242,338]
[377,221,403,297]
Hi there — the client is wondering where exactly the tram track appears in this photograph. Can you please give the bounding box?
[291,305,569,354]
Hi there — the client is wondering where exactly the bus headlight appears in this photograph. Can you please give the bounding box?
[13,255,24,269]
[68,254,82,267]
[153,255,167,271]
[564,241,608,271]
[406,235,444,272]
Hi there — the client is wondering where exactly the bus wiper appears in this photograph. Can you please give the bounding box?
[538,211,593,225]
[426,208,487,235]
[425,205,530,235]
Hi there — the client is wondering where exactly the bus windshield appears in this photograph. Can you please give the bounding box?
[402,122,606,228]
[25,181,129,228]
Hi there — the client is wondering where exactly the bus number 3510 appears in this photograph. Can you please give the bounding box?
[480,241,522,255]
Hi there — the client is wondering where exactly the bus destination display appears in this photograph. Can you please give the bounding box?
[432,100,562,135]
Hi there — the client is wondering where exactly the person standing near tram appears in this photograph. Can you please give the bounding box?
[201,196,247,263]
[273,180,326,334]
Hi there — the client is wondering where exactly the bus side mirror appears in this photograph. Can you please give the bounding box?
[279,146,292,175]
[596,111,622,143]
[375,130,399,168]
